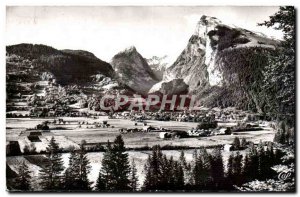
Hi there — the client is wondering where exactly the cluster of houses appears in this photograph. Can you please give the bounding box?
[107,107,260,124]
[119,125,166,134]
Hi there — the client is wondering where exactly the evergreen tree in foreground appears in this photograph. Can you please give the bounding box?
[192,150,205,186]
[14,161,31,191]
[226,153,234,185]
[64,144,91,191]
[129,158,139,191]
[242,153,252,183]
[64,148,79,190]
[39,137,64,191]
[142,145,184,191]
[258,6,295,117]
[179,150,192,185]
[198,148,211,187]
[209,148,225,188]
[96,141,113,191]
[76,144,92,190]
[142,145,163,191]
[111,135,131,190]
[96,135,131,191]
[173,161,185,190]
[232,151,243,185]
[95,171,106,191]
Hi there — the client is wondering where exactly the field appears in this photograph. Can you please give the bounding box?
[6,116,275,150]
[6,116,276,189]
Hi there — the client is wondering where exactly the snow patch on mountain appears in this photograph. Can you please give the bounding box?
[146,55,170,81]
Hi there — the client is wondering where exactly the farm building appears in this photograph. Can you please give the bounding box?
[6,141,21,156]
[27,131,42,142]
[224,144,233,151]
[159,132,170,139]
[213,128,232,135]
[143,126,157,132]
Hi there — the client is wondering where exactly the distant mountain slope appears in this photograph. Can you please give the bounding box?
[162,15,280,110]
[146,55,169,81]
[6,44,114,85]
[111,46,159,94]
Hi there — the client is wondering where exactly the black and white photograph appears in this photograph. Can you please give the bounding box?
[5,5,295,192]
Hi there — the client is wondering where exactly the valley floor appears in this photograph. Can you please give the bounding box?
[6,116,276,190]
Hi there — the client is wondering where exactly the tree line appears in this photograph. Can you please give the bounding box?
[11,135,282,192]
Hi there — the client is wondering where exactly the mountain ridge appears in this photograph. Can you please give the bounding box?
[111,46,159,94]
[6,15,281,111]
[6,43,114,85]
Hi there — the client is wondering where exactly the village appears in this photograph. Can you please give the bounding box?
[6,107,277,190]
[6,54,278,189]
[6,105,275,154]
[5,5,295,192]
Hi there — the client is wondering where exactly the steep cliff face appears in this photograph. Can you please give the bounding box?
[164,15,278,92]
[162,15,279,109]
[111,46,159,94]
[163,16,222,92]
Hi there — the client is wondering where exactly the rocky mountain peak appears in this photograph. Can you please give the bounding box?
[111,46,159,94]
[162,14,279,101]
[123,46,137,53]
[199,15,222,26]
[194,15,222,36]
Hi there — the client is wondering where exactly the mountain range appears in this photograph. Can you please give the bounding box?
[6,15,281,110]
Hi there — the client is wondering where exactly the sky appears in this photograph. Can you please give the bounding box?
[6,6,283,64]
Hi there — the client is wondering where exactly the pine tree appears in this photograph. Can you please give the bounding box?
[142,145,163,191]
[76,144,92,190]
[95,172,106,191]
[179,150,190,185]
[161,154,172,189]
[142,155,153,191]
[233,137,240,150]
[241,138,247,149]
[64,149,80,190]
[199,148,211,185]
[226,153,234,184]
[259,7,295,117]
[190,149,198,185]
[96,136,131,191]
[267,142,275,163]
[232,151,243,185]
[193,151,204,186]
[96,141,113,191]
[242,153,252,183]
[142,146,187,191]
[111,135,131,190]
[174,162,185,190]
[257,140,265,179]
[39,137,64,191]
[209,148,224,188]
[179,150,187,169]
[14,161,31,191]
[129,158,139,191]
[249,145,259,180]
[263,143,276,179]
